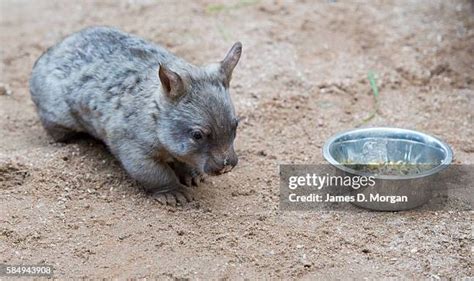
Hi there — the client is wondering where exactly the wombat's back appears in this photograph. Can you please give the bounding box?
[29,26,176,140]
[31,26,173,80]
[30,26,174,99]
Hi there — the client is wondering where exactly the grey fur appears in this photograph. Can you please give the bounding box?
[30,26,241,201]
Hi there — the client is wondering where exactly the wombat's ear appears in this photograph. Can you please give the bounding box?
[158,65,185,101]
[221,42,242,87]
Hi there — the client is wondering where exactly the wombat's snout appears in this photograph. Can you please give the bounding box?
[204,149,238,176]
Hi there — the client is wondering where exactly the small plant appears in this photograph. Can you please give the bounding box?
[207,0,259,41]
[356,70,379,127]
[206,0,259,14]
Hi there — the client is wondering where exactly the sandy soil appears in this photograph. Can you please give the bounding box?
[0,0,473,279]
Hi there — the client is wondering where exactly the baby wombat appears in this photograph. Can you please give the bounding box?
[30,26,242,205]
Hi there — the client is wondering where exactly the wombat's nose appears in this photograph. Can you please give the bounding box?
[219,155,238,174]
[224,154,238,168]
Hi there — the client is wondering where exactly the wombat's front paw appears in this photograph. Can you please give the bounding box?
[179,170,205,187]
[170,162,205,187]
[150,185,195,206]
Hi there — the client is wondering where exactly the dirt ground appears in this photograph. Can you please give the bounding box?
[0,0,473,279]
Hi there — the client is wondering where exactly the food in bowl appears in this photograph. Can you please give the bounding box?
[341,160,436,176]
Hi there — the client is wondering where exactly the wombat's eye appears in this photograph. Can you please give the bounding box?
[191,130,203,141]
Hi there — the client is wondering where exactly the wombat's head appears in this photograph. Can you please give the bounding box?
[157,42,242,176]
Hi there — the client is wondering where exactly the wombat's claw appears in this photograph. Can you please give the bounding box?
[180,173,205,188]
[151,188,195,206]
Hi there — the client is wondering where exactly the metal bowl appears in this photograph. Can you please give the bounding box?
[323,127,453,211]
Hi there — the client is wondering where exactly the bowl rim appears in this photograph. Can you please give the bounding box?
[322,127,453,180]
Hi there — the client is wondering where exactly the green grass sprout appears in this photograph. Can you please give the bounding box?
[368,71,379,98]
[206,0,259,14]
[206,4,226,13]
[356,71,380,127]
